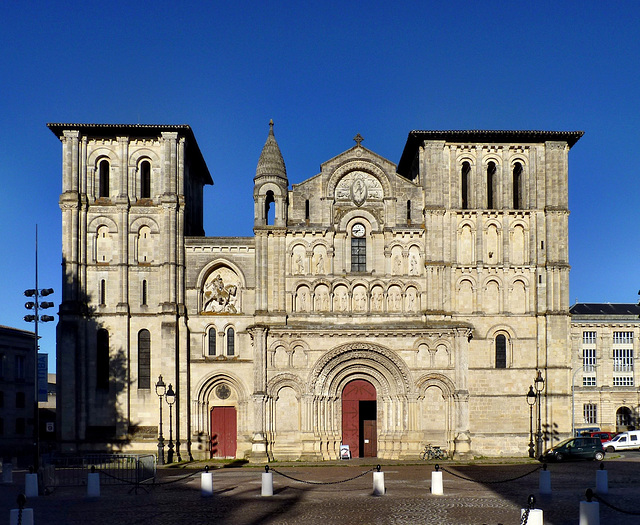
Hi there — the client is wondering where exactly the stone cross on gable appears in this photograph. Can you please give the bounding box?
[353,133,364,146]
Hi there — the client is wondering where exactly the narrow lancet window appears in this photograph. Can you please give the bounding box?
[140,160,151,199]
[487,161,496,209]
[461,162,471,209]
[495,334,507,368]
[513,162,523,209]
[99,159,110,198]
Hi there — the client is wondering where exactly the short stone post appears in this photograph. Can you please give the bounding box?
[372,465,385,495]
[87,466,100,498]
[25,468,38,498]
[201,465,214,497]
[539,463,551,495]
[595,463,608,495]
[261,465,273,497]
[2,462,13,484]
[520,495,543,525]
[580,489,600,525]
[10,494,34,525]
[431,464,444,495]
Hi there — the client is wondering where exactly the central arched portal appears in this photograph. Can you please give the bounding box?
[342,379,377,457]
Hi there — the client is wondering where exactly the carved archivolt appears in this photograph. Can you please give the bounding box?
[307,342,414,397]
[195,371,249,404]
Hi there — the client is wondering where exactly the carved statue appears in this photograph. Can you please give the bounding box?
[203,275,238,313]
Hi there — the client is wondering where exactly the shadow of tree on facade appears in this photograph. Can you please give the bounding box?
[56,260,141,454]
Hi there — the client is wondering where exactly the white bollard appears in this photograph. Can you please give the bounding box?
[431,470,444,495]
[539,467,551,495]
[580,501,600,525]
[2,463,13,484]
[262,470,273,496]
[201,467,213,497]
[24,473,38,498]
[87,471,100,498]
[595,465,608,494]
[520,509,543,525]
[10,508,34,525]
[372,468,385,495]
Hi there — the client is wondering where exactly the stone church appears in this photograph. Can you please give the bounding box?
[48,122,583,460]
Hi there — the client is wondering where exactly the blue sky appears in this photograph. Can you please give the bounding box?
[1,1,639,371]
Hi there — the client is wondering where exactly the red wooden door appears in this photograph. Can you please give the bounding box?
[363,419,377,457]
[342,380,377,458]
[210,406,237,458]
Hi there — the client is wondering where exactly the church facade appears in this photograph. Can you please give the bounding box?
[49,122,583,460]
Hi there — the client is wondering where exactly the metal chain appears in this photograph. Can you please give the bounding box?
[592,493,640,516]
[269,467,376,485]
[439,465,541,484]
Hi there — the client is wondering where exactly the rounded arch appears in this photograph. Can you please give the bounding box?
[307,342,414,397]
[129,216,160,234]
[287,239,311,256]
[267,372,306,399]
[196,259,247,290]
[254,180,286,199]
[340,211,380,233]
[195,371,250,405]
[88,148,119,168]
[88,216,118,234]
[416,372,456,397]
[326,160,393,200]
[129,148,160,167]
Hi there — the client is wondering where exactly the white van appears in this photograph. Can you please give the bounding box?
[602,430,640,452]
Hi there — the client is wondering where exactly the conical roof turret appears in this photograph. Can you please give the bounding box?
[255,119,287,180]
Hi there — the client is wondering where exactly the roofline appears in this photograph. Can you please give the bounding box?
[397,129,584,177]
[47,123,212,185]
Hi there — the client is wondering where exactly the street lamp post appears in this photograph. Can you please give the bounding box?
[534,370,545,458]
[526,385,536,458]
[155,376,166,465]
[166,384,176,463]
[23,225,55,473]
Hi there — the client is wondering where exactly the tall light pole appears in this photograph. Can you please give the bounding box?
[534,370,545,458]
[23,225,54,473]
[166,384,176,463]
[155,375,166,465]
[526,385,536,458]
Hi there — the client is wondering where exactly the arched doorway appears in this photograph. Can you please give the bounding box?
[616,406,634,432]
[342,379,377,458]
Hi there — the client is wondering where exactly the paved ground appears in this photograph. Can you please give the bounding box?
[2,455,640,524]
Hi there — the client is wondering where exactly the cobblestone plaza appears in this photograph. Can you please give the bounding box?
[3,457,640,524]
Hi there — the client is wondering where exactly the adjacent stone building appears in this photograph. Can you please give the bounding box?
[48,122,583,460]
[570,303,640,434]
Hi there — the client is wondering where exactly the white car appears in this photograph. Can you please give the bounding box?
[602,430,640,452]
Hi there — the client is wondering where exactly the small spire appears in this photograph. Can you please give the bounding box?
[256,119,287,180]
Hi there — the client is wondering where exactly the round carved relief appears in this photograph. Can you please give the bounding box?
[216,384,231,400]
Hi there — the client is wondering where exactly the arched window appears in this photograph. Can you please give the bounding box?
[96,329,110,389]
[495,334,507,368]
[141,280,148,306]
[226,327,235,356]
[487,161,496,209]
[99,159,110,198]
[513,162,523,209]
[461,162,471,209]
[99,279,106,306]
[140,160,151,199]
[265,190,275,225]
[208,327,217,356]
[137,329,151,389]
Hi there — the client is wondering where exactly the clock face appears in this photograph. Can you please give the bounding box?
[352,223,366,237]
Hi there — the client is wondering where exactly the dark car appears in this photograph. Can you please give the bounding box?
[541,437,605,462]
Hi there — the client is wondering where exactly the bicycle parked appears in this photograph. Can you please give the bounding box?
[420,443,448,460]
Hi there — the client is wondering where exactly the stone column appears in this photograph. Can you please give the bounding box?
[453,328,472,457]
[249,326,269,461]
